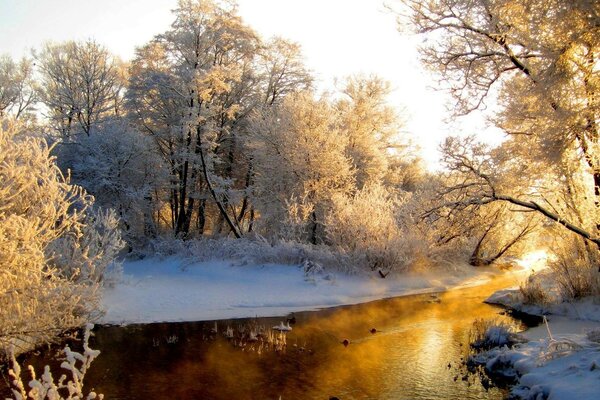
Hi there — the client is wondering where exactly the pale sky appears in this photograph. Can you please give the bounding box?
[0,0,503,169]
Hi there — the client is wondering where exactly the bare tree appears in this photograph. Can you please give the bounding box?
[36,40,124,137]
[396,0,600,259]
[0,55,37,120]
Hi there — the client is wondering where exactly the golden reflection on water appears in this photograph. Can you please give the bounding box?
[7,275,522,400]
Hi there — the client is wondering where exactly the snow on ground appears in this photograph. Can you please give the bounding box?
[488,288,600,322]
[479,274,600,399]
[101,256,508,325]
[472,325,600,400]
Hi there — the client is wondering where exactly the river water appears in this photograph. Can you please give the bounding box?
[4,275,529,399]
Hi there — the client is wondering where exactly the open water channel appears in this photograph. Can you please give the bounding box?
[3,274,533,399]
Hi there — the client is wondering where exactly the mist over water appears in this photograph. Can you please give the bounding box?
[5,276,526,400]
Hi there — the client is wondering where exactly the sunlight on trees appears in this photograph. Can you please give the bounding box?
[249,91,354,243]
[36,40,125,138]
[395,0,600,277]
[0,120,121,357]
[0,56,38,121]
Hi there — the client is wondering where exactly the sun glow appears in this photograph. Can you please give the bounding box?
[516,250,551,272]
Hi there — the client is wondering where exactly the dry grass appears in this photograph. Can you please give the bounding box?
[469,318,520,351]
[519,274,550,305]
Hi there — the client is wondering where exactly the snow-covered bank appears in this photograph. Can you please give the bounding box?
[101,256,511,325]
[487,289,600,322]
[471,324,600,400]
[474,288,600,399]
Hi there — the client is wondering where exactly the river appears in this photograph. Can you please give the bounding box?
[3,274,530,399]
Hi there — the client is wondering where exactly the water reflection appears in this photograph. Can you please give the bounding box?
[4,275,525,399]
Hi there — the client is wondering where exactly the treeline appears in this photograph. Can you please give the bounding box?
[2,0,599,292]
[1,0,422,254]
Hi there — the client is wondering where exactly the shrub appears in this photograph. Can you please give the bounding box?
[0,120,121,357]
[469,319,521,351]
[519,273,550,305]
[325,183,419,273]
[549,237,600,300]
[7,324,103,400]
[48,207,124,286]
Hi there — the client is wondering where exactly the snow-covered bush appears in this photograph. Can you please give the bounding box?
[144,236,357,273]
[0,120,119,357]
[48,207,124,286]
[586,328,600,344]
[7,324,103,400]
[325,183,420,273]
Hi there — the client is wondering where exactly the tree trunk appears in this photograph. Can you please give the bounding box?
[143,194,157,238]
[174,160,189,236]
[197,130,242,239]
[469,224,492,267]
[248,207,255,233]
[196,198,206,234]
[236,163,253,232]
[309,211,318,245]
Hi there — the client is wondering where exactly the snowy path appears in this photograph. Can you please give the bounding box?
[101,257,504,325]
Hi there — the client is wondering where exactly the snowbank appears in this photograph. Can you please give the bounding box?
[477,286,600,399]
[487,288,600,322]
[101,256,504,325]
[471,329,600,400]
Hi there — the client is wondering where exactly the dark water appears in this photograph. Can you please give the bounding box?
[4,276,528,400]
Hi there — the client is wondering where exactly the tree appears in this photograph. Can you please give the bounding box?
[36,40,125,138]
[56,119,163,245]
[429,135,594,266]
[396,0,600,256]
[258,37,313,106]
[222,37,314,234]
[128,0,261,238]
[0,55,37,120]
[325,183,413,273]
[248,92,354,243]
[335,75,401,189]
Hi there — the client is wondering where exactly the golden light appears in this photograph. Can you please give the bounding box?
[516,249,551,272]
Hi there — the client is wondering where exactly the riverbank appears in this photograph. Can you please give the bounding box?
[474,289,600,399]
[100,256,526,325]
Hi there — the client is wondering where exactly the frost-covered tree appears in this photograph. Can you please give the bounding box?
[0,55,37,120]
[249,92,354,243]
[128,0,261,238]
[336,75,400,189]
[396,0,600,262]
[55,119,163,246]
[427,135,582,268]
[0,120,121,357]
[326,183,418,273]
[36,40,125,138]
[258,37,313,106]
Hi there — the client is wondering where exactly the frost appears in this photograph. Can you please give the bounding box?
[7,325,103,400]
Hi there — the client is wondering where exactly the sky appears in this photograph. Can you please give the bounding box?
[0,0,503,169]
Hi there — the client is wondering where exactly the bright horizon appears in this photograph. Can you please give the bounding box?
[0,0,504,169]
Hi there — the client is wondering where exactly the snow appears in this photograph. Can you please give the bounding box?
[101,253,600,398]
[472,330,600,400]
[487,288,600,322]
[101,256,503,325]
[478,283,600,399]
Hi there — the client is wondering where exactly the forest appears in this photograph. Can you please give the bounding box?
[1,0,599,398]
